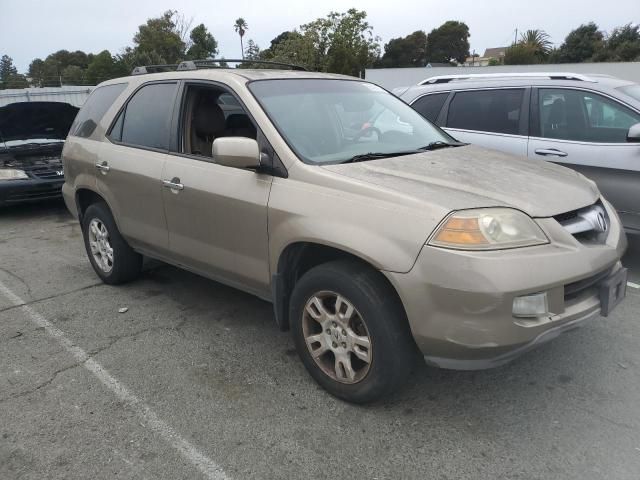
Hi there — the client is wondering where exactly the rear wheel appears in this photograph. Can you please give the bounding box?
[82,202,142,284]
[290,260,415,403]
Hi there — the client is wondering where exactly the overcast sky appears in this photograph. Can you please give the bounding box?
[2,0,638,72]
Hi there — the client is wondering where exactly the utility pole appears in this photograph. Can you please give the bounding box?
[514,28,518,45]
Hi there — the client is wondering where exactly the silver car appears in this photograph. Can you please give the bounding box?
[397,73,640,234]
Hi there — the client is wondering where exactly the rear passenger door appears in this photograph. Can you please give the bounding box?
[441,88,529,157]
[99,81,179,255]
[528,88,640,232]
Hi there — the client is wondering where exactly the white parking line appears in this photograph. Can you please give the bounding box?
[627,281,640,289]
[0,280,228,480]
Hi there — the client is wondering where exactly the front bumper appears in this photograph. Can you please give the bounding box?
[0,177,64,206]
[385,199,628,370]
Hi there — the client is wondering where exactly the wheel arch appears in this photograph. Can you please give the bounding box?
[271,241,408,332]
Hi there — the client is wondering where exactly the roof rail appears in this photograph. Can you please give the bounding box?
[131,59,307,76]
[131,64,179,75]
[418,72,596,85]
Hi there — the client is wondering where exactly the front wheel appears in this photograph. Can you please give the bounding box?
[82,202,142,284]
[290,260,416,403]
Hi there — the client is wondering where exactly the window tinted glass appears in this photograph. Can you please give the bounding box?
[71,83,127,138]
[411,93,448,123]
[539,88,640,143]
[121,83,177,150]
[109,111,124,142]
[447,89,524,134]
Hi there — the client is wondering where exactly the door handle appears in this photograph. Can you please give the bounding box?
[534,148,568,157]
[162,178,184,191]
[95,161,110,173]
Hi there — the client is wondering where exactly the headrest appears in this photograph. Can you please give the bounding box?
[193,95,225,137]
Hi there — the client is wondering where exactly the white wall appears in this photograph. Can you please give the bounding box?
[0,86,94,108]
[365,62,640,90]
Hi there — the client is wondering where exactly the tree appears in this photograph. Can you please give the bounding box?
[425,21,470,64]
[244,39,260,60]
[186,24,218,59]
[603,24,640,61]
[519,29,552,61]
[85,50,126,85]
[133,10,186,64]
[554,23,604,63]
[270,9,380,76]
[61,65,85,85]
[378,31,428,67]
[260,31,296,59]
[0,55,18,82]
[234,18,248,59]
[504,43,541,65]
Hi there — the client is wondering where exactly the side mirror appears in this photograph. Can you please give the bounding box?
[212,137,260,169]
[627,123,640,143]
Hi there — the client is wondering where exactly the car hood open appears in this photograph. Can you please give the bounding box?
[321,145,599,218]
[0,102,78,144]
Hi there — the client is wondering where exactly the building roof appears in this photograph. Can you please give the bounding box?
[483,47,507,58]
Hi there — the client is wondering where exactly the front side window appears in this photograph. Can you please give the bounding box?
[117,82,178,150]
[447,89,524,135]
[249,79,453,164]
[411,92,449,123]
[70,83,127,138]
[539,88,640,143]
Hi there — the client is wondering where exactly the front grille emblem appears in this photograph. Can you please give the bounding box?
[580,206,608,233]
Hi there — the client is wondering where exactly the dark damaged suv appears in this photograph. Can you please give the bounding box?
[0,101,78,206]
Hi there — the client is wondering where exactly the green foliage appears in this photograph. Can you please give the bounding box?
[378,31,427,67]
[604,24,640,61]
[133,10,186,64]
[425,21,470,64]
[487,57,502,66]
[0,55,28,89]
[554,23,604,63]
[186,24,218,60]
[504,29,552,65]
[85,50,126,85]
[234,18,249,58]
[61,65,86,85]
[269,9,380,76]
[504,43,542,65]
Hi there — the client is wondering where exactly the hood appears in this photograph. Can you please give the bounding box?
[321,145,599,217]
[0,102,78,144]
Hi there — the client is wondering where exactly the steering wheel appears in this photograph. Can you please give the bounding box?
[353,126,382,141]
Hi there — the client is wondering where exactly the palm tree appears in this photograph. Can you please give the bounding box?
[519,29,553,58]
[234,18,248,59]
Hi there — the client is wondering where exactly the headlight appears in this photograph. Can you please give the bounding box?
[429,208,548,250]
[0,169,29,180]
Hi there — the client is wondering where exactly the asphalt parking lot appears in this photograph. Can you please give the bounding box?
[1,200,639,480]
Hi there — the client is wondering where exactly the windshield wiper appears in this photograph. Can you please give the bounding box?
[419,141,468,151]
[341,150,422,164]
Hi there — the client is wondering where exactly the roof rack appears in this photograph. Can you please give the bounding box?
[418,72,596,85]
[131,58,307,75]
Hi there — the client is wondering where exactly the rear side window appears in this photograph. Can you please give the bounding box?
[71,83,127,138]
[411,93,448,123]
[447,89,524,135]
[116,82,178,150]
[538,88,640,143]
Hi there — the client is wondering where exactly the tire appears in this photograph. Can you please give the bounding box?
[290,259,416,403]
[82,202,142,285]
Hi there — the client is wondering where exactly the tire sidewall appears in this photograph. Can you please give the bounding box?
[290,263,409,403]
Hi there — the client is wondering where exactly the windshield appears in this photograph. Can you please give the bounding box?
[249,79,454,164]
[618,84,640,103]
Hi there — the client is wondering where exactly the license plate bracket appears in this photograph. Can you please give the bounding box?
[599,267,628,317]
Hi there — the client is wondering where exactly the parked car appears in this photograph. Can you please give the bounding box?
[62,63,627,403]
[0,101,78,206]
[396,72,640,234]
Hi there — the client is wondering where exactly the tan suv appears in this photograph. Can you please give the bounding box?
[62,61,628,403]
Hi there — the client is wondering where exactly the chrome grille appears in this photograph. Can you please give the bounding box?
[555,202,608,242]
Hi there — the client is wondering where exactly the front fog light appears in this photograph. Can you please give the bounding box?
[513,292,548,318]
